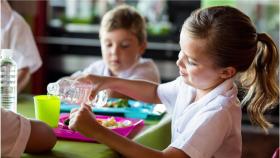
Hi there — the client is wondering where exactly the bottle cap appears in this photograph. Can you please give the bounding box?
[1,49,13,58]
[47,83,59,96]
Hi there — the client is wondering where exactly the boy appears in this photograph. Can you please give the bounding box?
[71,5,160,98]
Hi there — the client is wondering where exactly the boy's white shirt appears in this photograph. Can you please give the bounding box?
[1,0,42,73]
[71,58,160,83]
[157,77,242,158]
[1,108,31,157]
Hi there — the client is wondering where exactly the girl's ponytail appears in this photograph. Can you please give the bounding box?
[240,33,279,132]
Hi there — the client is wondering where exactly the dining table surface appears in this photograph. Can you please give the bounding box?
[18,94,171,158]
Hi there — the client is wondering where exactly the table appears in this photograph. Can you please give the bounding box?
[18,95,171,158]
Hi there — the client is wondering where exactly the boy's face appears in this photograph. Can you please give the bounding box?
[100,29,146,76]
[176,29,227,93]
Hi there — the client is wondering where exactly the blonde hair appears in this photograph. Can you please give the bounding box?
[183,6,279,132]
[99,5,147,44]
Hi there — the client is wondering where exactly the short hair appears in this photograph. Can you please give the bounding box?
[100,5,147,44]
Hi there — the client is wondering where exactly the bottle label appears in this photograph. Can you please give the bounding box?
[0,63,17,112]
[0,85,17,109]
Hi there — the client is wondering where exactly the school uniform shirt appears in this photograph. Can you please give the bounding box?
[1,108,31,157]
[71,58,160,83]
[157,77,242,158]
[1,0,42,73]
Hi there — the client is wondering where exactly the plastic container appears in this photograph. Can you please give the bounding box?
[60,98,166,120]
[0,49,17,112]
[53,113,144,142]
[34,95,61,128]
[47,78,107,106]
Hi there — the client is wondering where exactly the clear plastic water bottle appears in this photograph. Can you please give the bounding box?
[47,78,107,107]
[0,49,17,112]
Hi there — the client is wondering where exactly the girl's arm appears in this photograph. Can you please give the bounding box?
[69,105,189,158]
[77,74,162,104]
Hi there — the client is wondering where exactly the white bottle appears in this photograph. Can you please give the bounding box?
[0,49,17,112]
[47,78,107,107]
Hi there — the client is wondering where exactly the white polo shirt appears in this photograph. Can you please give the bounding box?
[157,77,241,158]
[71,58,160,83]
[1,0,42,73]
[1,108,31,157]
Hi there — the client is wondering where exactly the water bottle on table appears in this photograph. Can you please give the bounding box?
[47,78,107,107]
[0,49,17,112]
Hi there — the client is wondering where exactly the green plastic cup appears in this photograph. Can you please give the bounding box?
[34,95,61,128]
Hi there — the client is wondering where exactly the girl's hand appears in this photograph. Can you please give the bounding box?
[75,74,106,100]
[68,104,100,138]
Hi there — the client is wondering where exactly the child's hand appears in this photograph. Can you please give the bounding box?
[75,74,105,100]
[68,104,99,138]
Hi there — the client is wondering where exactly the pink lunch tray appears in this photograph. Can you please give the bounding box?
[53,113,144,142]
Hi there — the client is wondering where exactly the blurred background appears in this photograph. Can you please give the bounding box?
[6,0,279,157]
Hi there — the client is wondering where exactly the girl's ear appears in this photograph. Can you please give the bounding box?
[139,41,147,56]
[220,67,236,79]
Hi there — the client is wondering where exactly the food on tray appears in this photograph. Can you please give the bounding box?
[105,98,129,108]
[97,117,132,128]
[63,116,132,129]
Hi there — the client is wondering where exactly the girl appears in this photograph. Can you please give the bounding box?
[69,6,279,158]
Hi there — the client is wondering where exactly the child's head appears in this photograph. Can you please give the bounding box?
[99,5,147,75]
[179,6,279,131]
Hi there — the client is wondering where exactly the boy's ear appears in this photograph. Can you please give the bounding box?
[139,41,147,56]
[220,67,236,79]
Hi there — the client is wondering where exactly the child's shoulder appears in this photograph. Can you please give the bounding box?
[126,58,160,82]
[138,58,162,69]
[138,58,155,65]
[86,60,105,69]
[82,60,106,75]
